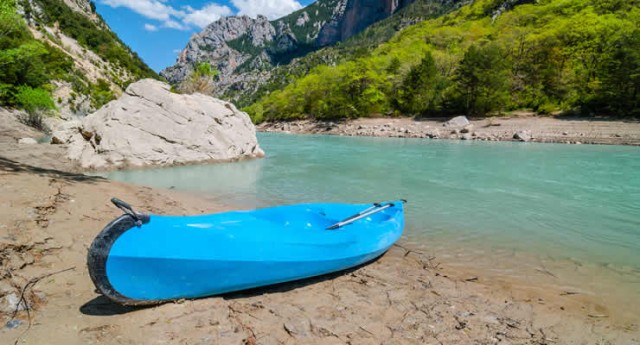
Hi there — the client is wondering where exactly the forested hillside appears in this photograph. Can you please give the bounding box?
[164,0,466,105]
[0,0,157,126]
[246,0,640,122]
[232,0,467,106]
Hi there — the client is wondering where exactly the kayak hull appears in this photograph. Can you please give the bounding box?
[88,201,404,305]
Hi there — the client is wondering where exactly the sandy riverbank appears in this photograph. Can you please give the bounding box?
[1,114,639,344]
[257,115,640,146]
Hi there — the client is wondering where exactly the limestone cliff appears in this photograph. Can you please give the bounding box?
[316,0,416,46]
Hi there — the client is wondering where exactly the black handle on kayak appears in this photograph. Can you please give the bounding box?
[111,197,133,211]
[111,197,150,226]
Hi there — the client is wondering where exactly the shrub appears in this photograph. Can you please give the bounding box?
[178,62,219,95]
[14,86,56,114]
[89,78,115,109]
[17,111,51,133]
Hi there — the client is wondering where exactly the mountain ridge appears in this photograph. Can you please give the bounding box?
[160,0,452,99]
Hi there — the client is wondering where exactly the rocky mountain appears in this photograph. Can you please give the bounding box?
[160,0,448,98]
[3,0,157,118]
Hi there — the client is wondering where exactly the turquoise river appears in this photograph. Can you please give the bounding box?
[103,133,640,317]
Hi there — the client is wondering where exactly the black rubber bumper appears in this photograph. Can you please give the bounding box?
[87,215,157,306]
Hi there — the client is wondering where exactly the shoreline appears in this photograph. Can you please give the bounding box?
[257,116,640,146]
[1,161,638,344]
[1,117,639,343]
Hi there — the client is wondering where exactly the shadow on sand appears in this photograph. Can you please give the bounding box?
[0,156,103,183]
[80,296,148,316]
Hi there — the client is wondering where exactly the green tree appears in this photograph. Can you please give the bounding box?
[594,28,640,115]
[454,43,509,116]
[395,52,441,115]
[14,86,55,132]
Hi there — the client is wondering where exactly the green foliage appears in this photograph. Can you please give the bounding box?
[14,85,55,132]
[89,78,115,109]
[454,43,509,116]
[33,0,157,83]
[14,85,56,113]
[178,62,220,95]
[225,37,263,56]
[247,0,640,121]
[395,52,446,115]
[277,0,341,46]
[1,0,159,118]
[194,62,219,79]
[0,0,71,116]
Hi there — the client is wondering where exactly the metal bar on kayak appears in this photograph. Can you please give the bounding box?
[326,203,393,230]
[338,202,381,222]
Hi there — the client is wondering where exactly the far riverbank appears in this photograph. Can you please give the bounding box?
[257,115,640,146]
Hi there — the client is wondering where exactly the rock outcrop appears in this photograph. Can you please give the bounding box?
[54,79,264,169]
[316,0,416,46]
[161,15,275,86]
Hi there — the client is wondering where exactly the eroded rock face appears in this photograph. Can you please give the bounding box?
[58,79,264,169]
[161,15,275,86]
[317,0,416,46]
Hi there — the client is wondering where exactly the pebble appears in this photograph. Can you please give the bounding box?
[5,319,22,329]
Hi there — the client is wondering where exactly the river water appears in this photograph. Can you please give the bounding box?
[102,133,640,316]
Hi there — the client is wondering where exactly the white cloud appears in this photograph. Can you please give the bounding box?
[183,4,233,28]
[231,0,302,20]
[100,0,304,30]
[144,23,158,31]
[101,0,183,21]
[162,19,188,30]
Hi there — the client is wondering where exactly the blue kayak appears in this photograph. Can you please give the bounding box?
[88,199,405,305]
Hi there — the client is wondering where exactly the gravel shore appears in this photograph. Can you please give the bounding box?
[257,116,640,146]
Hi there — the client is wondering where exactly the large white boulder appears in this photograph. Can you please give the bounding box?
[443,116,470,128]
[59,79,264,169]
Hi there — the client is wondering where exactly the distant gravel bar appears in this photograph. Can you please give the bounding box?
[257,116,640,146]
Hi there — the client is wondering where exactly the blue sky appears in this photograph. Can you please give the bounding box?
[95,0,315,72]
